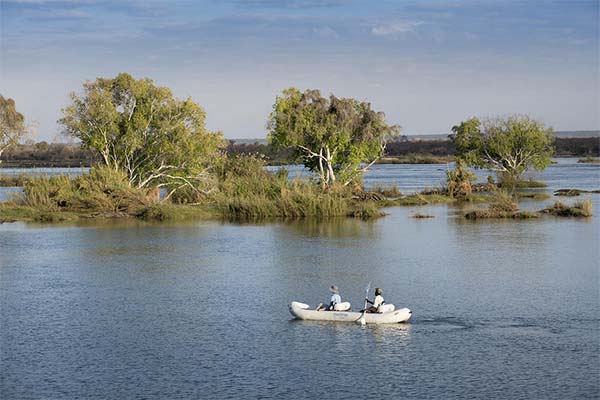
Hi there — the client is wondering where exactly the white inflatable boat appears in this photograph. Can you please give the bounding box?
[289,301,412,324]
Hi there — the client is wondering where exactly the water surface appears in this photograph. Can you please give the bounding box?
[1,161,599,399]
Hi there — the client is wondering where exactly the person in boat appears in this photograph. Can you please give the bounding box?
[365,287,385,313]
[317,285,341,311]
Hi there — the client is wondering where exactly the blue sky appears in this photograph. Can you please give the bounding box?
[1,0,598,140]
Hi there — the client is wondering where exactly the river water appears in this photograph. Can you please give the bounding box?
[1,160,599,399]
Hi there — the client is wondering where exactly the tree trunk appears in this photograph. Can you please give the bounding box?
[318,148,326,188]
[325,146,336,186]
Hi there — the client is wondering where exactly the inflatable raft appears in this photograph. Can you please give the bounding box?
[289,301,412,324]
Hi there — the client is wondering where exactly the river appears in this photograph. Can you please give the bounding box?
[1,160,599,399]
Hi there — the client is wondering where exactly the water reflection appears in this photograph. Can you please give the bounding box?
[367,323,412,343]
[283,217,377,239]
[289,319,412,348]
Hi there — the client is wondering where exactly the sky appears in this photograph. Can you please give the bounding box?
[0,0,598,141]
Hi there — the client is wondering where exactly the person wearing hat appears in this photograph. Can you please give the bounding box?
[365,287,385,313]
[317,285,342,311]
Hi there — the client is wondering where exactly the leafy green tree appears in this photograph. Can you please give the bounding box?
[452,115,554,181]
[59,73,224,197]
[0,95,27,163]
[268,88,399,187]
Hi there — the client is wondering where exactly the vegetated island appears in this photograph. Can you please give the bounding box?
[0,73,597,224]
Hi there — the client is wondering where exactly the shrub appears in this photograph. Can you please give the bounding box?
[543,199,593,217]
[576,199,593,216]
[446,160,476,199]
[489,190,518,212]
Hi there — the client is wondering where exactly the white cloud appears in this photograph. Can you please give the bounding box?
[371,20,423,36]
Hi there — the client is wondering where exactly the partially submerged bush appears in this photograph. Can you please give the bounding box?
[463,190,536,219]
[488,190,518,212]
[446,160,476,199]
[412,213,434,218]
[542,199,593,217]
[465,209,539,219]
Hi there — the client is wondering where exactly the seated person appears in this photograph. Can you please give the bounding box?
[365,287,385,313]
[317,285,341,311]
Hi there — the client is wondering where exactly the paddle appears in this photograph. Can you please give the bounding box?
[358,282,371,325]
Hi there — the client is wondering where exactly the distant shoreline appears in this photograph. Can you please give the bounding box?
[2,135,598,168]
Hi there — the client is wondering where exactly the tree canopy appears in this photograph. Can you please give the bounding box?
[452,115,554,180]
[59,73,224,195]
[0,95,27,163]
[268,88,399,187]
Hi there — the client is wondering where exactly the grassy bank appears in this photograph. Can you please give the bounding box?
[0,167,215,223]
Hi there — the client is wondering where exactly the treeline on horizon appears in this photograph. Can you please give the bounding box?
[1,136,598,168]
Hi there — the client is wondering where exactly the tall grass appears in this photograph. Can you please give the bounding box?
[576,199,593,216]
[20,166,153,216]
[209,155,381,220]
[464,190,539,219]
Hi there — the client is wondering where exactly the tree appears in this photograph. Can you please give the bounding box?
[268,88,399,188]
[452,115,554,181]
[59,73,224,197]
[0,95,27,164]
